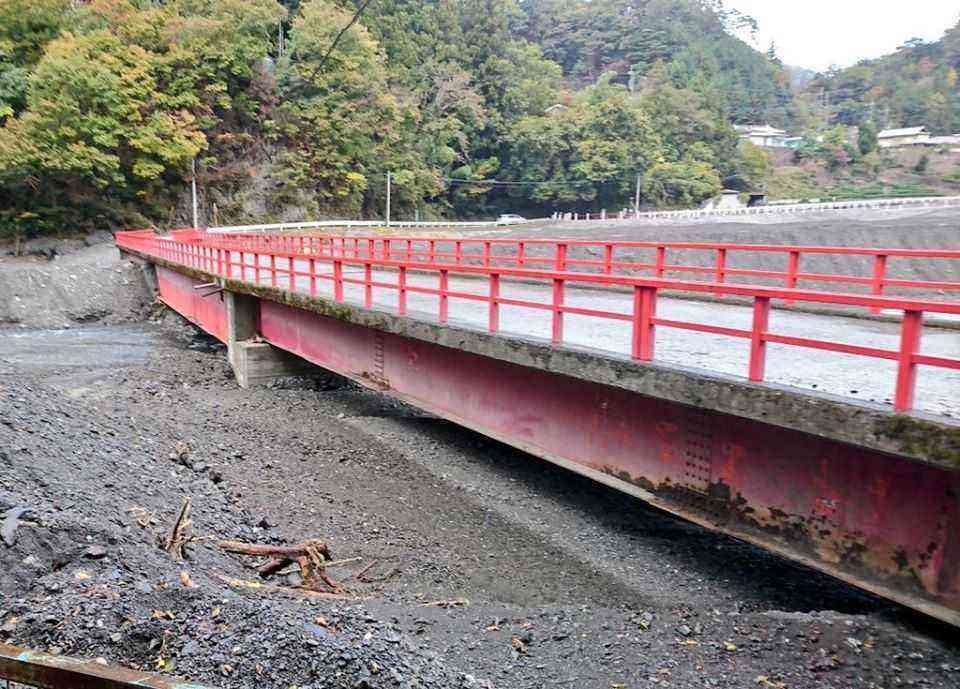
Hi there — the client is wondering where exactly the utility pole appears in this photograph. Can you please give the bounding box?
[191,159,199,229]
[634,173,641,217]
[385,171,392,228]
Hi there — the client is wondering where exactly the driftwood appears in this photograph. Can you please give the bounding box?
[218,538,343,592]
[163,497,192,560]
[214,573,353,600]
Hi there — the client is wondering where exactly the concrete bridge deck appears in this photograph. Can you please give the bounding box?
[279,261,960,418]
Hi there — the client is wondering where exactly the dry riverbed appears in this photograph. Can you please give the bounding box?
[1,316,958,689]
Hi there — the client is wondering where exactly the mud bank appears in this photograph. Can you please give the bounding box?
[0,243,153,329]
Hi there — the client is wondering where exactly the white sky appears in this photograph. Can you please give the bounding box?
[727,1,960,71]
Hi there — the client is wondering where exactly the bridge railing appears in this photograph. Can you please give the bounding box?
[205,231,960,310]
[116,230,960,414]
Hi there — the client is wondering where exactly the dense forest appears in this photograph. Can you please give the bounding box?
[0,0,791,236]
[804,21,960,134]
[0,1,955,238]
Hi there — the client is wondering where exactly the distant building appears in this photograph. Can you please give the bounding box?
[878,126,930,148]
[734,124,790,148]
[702,190,743,210]
[927,134,960,146]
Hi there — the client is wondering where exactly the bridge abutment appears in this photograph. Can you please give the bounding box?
[225,291,314,387]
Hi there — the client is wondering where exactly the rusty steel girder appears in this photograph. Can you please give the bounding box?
[0,644,214,689]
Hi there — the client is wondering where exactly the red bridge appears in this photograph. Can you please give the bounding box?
[116,228,960,627]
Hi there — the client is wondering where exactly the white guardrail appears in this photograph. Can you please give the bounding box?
[207,195,960,233]
[555,195,960,222]
[207,219,500,233]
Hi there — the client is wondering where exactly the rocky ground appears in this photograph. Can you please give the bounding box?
[1,313,959,689]
[0,235,152,329]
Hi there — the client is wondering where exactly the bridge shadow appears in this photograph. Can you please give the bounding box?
[322,384,884,615]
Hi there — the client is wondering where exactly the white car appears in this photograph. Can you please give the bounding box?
[496,213,526,226]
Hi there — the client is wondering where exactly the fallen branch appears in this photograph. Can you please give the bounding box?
[163,497,192,560]
[218,538,343,592]
[352,559,378,581]
[214,574,353,600]
[419,597,469,608]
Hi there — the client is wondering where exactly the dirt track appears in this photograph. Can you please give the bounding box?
[2,317,959,689]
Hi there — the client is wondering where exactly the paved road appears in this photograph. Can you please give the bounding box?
[237,254,960,418]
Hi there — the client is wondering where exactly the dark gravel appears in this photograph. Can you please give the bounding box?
[1,312,959,688]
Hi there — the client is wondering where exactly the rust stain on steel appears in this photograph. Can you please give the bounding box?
[0,643,214,689]
[603,466,958,605]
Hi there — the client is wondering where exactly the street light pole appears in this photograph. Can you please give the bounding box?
[385,171,392,228]
[191,159,199,229]
[634,173,641,218]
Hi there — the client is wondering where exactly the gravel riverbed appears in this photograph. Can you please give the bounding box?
[1,315,958,689]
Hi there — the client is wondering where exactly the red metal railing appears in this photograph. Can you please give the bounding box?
[207,231,960,306]
[116,230,960,413]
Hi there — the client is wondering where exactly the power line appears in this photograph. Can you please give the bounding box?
[441,176,626,187]
[291,0,376,93]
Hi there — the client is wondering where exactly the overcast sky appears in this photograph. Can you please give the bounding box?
[727,1,960,72]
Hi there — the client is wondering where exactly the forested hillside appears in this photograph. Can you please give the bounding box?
[0,0,791,237]
[803,20,960,133]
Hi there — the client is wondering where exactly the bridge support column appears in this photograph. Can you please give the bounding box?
[225,291,314,388]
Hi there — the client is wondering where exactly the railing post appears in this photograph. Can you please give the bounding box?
[555,243,567,271]
[655,246,666,277]
[439,269,449,323]
[254,252,261,284]
[517,242,525,267]
[894,310,923,413]
[483,241,491,267]
[270,254,277,287]
[870,254,888,315]
[748,296,771,382]
[367,238,375,261]
[603,244,613,274]
[239,251,245,281]
[398,266,407,315]
[455,241,462,265]
[364,263,372,308]
[631,286,658,361]
[785,250,800,305]
[715,248,727,284]
[488,273,500,332]
[217,248,223,276]
[428,240,436,263]
[333,259,343,301]
[551,278,564,344]
[309,258,317,297]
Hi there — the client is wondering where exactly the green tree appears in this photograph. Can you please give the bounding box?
[500,83,663,212]
[0,29,205,234]
[642,160,722,208]
[858,120,878,155]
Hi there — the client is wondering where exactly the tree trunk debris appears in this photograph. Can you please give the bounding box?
[163,497,193,560]
[218,538,344,593]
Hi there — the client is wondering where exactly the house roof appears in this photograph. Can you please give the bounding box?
[734,124,787,136]
[878,126,927,138]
